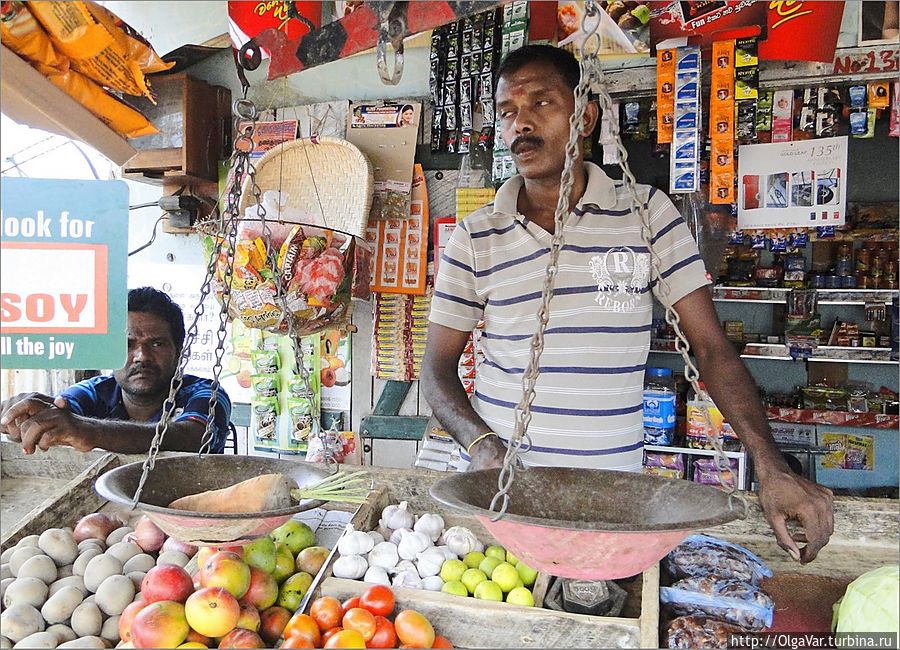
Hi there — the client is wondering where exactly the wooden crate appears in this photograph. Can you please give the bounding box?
[314,482,659,648]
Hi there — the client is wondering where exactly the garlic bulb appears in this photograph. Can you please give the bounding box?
[380,501,415,531]
[368,542,400,570]
[436,545,457,561]
[397,529,432,561]
[391,568,423,590]
[364,566,391,586]
[421,576,445,591]
[389,527,411,545]
[333,554,368,579]
[413,514,445,543]
[338,529,376,556]
[375,524,393,540]
[442,526,481,557]
[367,530,386,545]
[415,547,446,578]
[389,560,416,576]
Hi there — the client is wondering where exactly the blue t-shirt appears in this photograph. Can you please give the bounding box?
[58,375,232,453]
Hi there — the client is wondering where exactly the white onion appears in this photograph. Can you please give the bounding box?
[126,517,166,553]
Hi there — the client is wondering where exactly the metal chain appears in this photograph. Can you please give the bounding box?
[489,0,747,519]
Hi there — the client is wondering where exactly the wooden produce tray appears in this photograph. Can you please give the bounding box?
[313,481,659,648]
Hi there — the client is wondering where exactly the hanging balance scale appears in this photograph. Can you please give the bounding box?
[429,2,746,580]
[96,63,375,546]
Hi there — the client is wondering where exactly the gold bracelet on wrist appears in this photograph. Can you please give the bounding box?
[466,431,498,455]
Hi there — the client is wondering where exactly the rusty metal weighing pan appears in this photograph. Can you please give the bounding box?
[95,456,331,546]
[430,467,741,580]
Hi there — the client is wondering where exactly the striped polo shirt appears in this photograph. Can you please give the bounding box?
[430,162,710,471]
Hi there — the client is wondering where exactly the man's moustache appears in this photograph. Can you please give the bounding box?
[511,136,544,153]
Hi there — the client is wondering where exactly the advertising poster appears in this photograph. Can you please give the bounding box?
[1,179,128,370]
[650,1,767,50]
[557,0,652,57]
[228,1,321,58]
[737,136,848,230]
[758,1,844,62]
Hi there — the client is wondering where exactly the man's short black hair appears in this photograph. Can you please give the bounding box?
[497,44,580,92]
[128,287,185,351]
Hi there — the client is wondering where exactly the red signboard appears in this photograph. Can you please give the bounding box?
[759,1,845,62]
[228,1,322,58]
[650,1,767,50]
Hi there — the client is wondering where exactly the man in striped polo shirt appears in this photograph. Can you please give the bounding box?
[422,45,833,563]
[0,287,232,454]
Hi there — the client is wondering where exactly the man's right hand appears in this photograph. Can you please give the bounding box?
[466,436,508,472]
[0,392,57,440]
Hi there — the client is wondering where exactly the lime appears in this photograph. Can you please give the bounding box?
[439,559,467,583]
[485,545,506,561]
[474,580,503,601]
[517,562,538,587]
[478,556,502,577]
[463,551,486,569]
[440,580,468,597]
[491,562,519,593]
[506,586,535,607]
[460,568,487,594]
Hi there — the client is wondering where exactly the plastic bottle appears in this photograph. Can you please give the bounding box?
[643,367,677,446]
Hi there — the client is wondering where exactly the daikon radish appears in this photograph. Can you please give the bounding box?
[167,474,297,513]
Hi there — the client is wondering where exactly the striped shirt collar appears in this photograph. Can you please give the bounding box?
[491,162,618,222]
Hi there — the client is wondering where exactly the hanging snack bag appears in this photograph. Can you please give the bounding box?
[288,398,314,442]
[251,397,279,443]
[250,373,279,398]
[251,348,280,374]
[0,1,67,70]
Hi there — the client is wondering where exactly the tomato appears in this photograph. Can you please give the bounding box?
[432,635,453,648]
[281,633,318,648]
[311,596,344,631]
[323,629,367,649]
[322,626,343,644]
[342,597,360,614]
[367,616,397,649]
[341,607,376,642]
[358,585,395,618]
[394,610,435,649]
[283,613,322,648]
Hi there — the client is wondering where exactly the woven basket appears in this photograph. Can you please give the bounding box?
[238,137,373,239]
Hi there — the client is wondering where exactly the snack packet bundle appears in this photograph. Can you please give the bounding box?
[665,535,773,585]
[692,457,738,489]
[644,451,685,479]
[661,577,774,630]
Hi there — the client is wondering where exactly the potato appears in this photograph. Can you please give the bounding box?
[69,602,102,638]
[99,615,119,643]
[8,548,43,578]
[94,575,133,617]
[82,556,122,594]
[57,637,106,649]
[104,543,140,566]
[1,579,14,602]
[16,556,57,585]
[155,551,189,568]
[71,550,101,578]
[0,567,9,581]
[124,572,145,592]
[104,529,132,547]
[41,586,84,625]
[45,624,76,645]
[120,555,154,576]
[81,595,95,606]
[48,576,86,598]
[12,631,57,648]
[38,531,78,568]
[15,537,39,549]
[75,541,104,554]
[0,603,45,643]
[0,548,15,564]
[3,577,48,609]
[55,566,73,580]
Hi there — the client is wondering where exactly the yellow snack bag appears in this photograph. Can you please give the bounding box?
[34,62,157,138]
[83,2,174,74]
[27,1,152,99]
[0,0,68,70]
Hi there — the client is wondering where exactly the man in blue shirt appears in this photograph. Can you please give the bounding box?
[0,287,232,454]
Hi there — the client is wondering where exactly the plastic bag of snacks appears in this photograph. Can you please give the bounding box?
[206,221,354,336]
[666,615,744,649]
[660,577,774,630]
[665,535,773,585]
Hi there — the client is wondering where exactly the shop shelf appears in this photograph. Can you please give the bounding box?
[765,407,899,430]
[712,286,898,305]
[741,343,897,364]
[643,444,746,459]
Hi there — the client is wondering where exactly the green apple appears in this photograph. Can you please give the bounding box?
[440,580,468,597]
[474,580,503,602]
[270,520,316,555]
[478,556,502,577]
[516,562,538,587]
[505,550,519,566]
[484,545,506,561]
[277,571,312,610]
[506,586,535,607]
[243,536,277,574]
[439,559,467,583]
[491,562,519,592]
[460,568,487,594]
[272,543,295,583]
[463,551,485,569]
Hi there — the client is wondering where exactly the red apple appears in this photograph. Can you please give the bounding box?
[131,600,190,649]
[119,600,149,644]
[185,587,241,639]
[141,564,194,604]
[239,567,279,611]
[236,603,261,632]
[196,545,243,568]
[258,606,292,646]
[200,551,251,599]
[218,628,265,648]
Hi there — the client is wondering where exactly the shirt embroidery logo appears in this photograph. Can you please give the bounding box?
[589,247,650,312]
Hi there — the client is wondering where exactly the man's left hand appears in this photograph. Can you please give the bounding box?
[757,469,834,564]
[16,397,96,454]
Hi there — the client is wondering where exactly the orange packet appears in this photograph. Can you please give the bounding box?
[0,0,68,70]
[656,48,676,144]
[84,2,174,74]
